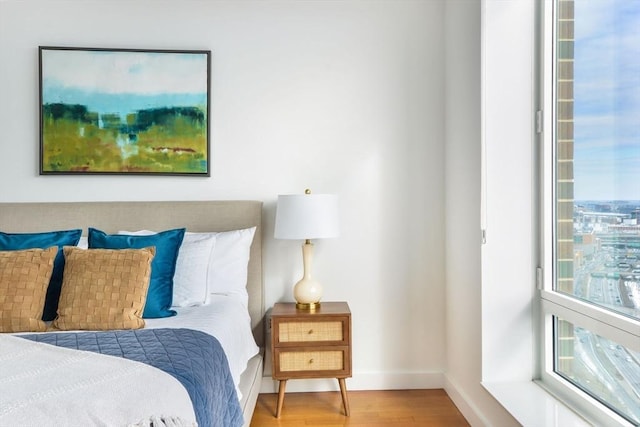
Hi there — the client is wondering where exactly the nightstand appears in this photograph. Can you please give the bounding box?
[270,301,352,417]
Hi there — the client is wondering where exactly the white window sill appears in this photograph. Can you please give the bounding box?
[482,381,591,427]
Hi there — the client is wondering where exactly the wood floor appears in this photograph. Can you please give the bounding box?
[250,389,470,426]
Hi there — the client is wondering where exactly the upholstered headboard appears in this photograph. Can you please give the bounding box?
[0,200,265,347]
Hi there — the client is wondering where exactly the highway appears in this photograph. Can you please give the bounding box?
[567,245,640,423]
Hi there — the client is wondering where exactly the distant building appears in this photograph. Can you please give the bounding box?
[556,0,575,372]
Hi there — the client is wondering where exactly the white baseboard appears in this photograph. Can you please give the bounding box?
[444,375,492,427]
[259,371,445,394]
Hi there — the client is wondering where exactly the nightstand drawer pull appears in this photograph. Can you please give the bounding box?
[279,351,343,372]
[279,321,343,342]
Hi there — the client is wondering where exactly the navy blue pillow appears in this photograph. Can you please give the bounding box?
[0,229,82,321]
[88,227,185,318]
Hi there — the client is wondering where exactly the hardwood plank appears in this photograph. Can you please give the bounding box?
[250,389,470,427]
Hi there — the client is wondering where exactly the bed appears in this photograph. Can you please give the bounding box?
[0,200,264,427]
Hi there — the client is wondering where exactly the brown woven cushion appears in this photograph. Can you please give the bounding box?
[0,247,58,332]
[51,246,155,331]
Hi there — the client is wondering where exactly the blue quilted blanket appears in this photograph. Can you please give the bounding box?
[20,328,243,427]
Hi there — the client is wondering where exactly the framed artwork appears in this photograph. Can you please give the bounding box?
[39,47,210,176]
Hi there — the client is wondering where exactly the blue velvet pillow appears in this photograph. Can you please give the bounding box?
[88,227,185,318]
[0,229,82,321]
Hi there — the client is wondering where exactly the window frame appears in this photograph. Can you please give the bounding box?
[538,1,640,426]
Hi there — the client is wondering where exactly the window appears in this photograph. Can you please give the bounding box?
[541,1,640,425]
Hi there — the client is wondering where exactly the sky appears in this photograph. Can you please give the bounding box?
[41,49,208,118]
[573,0,640,201]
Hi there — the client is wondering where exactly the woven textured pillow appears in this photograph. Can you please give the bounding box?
[0,229,82,321]
[0,247,58,332]
[88,227,185,318]
[51,246,155,331]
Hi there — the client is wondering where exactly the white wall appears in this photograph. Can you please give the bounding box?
[443,1,519,425]
[0,0,446,393]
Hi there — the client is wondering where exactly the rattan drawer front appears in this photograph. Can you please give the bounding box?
[279,321,343,343]
[279,350,343,372]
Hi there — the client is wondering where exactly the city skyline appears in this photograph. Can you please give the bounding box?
[573,0,639,201]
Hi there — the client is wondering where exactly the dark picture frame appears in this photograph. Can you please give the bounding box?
[39,47,210,176]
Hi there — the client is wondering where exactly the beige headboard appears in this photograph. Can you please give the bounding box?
[0,200,265,347]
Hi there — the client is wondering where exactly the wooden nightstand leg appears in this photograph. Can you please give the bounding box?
[275,379,287,418]
[338,378,350,416]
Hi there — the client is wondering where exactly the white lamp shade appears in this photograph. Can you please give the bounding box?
[274,193,339,240]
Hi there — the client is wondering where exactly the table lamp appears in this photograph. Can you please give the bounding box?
[274,189,339,310]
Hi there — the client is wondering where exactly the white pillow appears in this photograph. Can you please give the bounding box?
[77,236,88,249]
[119,230,216,307]
[174,232,218,306]
[206,227,256,306]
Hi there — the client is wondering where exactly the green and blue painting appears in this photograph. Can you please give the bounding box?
[39,48,209,175]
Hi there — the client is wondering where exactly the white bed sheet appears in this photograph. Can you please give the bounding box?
[144,294,260,397]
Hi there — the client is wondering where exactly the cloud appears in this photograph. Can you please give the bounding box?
[41,49,208,95]
[557,0,639,200]
[573,0,639,196]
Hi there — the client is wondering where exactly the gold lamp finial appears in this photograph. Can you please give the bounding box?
[305,188,311,195]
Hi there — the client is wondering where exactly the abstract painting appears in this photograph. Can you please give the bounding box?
[39,47,210,175]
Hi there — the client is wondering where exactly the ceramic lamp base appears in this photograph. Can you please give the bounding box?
[292,242,323,309]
